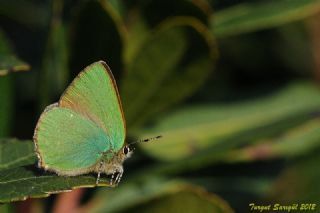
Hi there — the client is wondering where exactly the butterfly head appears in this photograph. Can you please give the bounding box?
[117,135,162,161]
[107,145,134,168]
[121,145,134,159]
[96,136,162,185]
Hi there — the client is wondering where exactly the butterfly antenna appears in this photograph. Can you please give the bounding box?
[129,135,162,145]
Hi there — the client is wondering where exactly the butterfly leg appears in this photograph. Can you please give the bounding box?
[115,171,123,185]
[110,168,123,186]
[96,160,104,185]
[110,172,116,186]
[96,172,101,185]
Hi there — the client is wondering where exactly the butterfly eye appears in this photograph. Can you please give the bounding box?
[123,146,129,155]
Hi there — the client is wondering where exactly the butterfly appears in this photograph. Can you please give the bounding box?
[33,61,160,186]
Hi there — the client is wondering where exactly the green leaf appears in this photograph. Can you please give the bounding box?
[70,0,124,79]
[103,0,126,20]
[0,166,110,203]
[0,140,111,203]
[273,23,313,76]
[39,1,69,109]
[0,0,49,28]
[138,82,320,162]
[269,119,320,157]
[0,76,13,137]
[0,139,35,170]
[84,178,234,213]
[212,0,320,38]
[0,30,29,137]
[0,30,30,76]
[123,0,211,65]
[141,0,209,26]
[123,14,150,66]
[270,151,320,203]
[131,189,234,213]
[121,24,187,126]
[0,203,14,213]
[224,118,320,162]
[122,17,217,128]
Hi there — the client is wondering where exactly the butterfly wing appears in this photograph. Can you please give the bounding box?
[34,106,111,174]
[59,61,126,152]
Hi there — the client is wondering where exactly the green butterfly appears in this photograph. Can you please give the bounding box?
[33,61,159,185]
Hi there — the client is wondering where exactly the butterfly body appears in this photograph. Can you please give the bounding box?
[33,61,131,185]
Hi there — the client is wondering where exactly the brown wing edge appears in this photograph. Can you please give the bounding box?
[99,61,126,135]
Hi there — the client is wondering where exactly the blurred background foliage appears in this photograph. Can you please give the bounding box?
[1,0,320,212]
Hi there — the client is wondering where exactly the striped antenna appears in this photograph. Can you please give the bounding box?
[129,135,162,145]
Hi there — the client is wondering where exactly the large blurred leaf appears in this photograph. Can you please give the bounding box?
[83,178,234,213]
[138,82,320,162]
[0,76,12,137]
[122,17,217,128]
[121,24,187,126]
[0,30,29,76]
[123,13,150,66]
[0,30,29,137]
[141,0,210,26]
[39,1,69,109]
[274,23,313,76]
[0,204,13,213]
[269,151,320,203]
[70,0,124,79]
[212,0,320,38]
[130,189,233,213]
[224,118,320,162]
[0,139,35,170]
[0,140,111,203]
[0,166,110,203]
[105,0,126,18]
[124,0,210,65]
[0,0,48,28]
